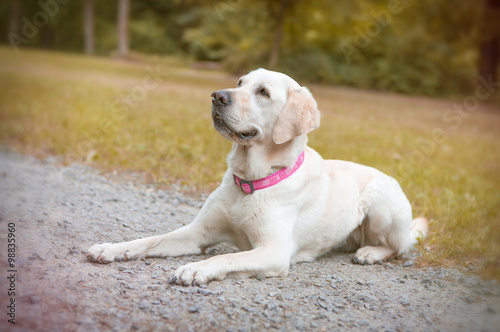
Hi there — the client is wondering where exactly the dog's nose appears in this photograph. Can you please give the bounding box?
[211,90,231,106]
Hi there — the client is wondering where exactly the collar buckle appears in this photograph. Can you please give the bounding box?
[233,175,255,194]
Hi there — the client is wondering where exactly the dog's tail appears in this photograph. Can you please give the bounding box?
[410,217,428,244]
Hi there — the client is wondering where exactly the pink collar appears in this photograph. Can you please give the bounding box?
[233,151,305,194]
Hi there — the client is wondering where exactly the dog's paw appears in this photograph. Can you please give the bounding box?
[169,261,222,286]
[86,243,131,264]
[352,246,394,265]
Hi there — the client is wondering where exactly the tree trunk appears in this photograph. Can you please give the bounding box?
[9,0,20,35]
[40,25,53,49]
[84,0,94,55]
[268,0,287,69]
[479,38,499,82]
[478,0,500,82]
[118,0,130,57]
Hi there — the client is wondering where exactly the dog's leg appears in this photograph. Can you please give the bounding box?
[87,188,229,263]
[170,245,291,286]
[87,223,207,263]
[352,216,428,264]
[351,175,414,265]
[169,206,297,285]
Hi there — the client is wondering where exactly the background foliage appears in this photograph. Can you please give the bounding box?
[1,0,496,97]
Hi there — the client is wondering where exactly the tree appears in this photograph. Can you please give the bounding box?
[8,0,20,36]
[267,0,300,69]
[478,0,500,82]
[267,0,287,69]
[84,0,94,55]
[118,0,130,57]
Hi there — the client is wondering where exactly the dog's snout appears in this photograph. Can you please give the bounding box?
[211,90,231,106]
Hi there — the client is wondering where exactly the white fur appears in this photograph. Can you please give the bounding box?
[87,69,428,285]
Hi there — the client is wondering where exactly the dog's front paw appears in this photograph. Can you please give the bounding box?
[86,243,131,264]
[169,261,222,286]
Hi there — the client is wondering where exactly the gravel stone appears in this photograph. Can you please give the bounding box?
[252,295,264,304]
[403,260,415,267]
[138,300,150,309]
[188,305,201,313]
[352,294,365,301]
[1,151,499,332]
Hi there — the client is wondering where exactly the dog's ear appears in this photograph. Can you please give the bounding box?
[272,87,320,145]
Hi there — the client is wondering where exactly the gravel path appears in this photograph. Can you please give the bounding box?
[0,150,499,332]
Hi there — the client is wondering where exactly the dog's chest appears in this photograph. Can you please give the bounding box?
[223,192,280,248]
[226,193,267,227]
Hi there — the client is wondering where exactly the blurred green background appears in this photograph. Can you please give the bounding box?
[1,0,499,98]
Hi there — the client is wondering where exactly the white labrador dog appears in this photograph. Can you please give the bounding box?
[87,69,428,285]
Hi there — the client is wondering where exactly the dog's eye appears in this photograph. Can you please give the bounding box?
[237,80,242,87]
[258,88,270,98]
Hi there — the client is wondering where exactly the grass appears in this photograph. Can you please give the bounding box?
[0,46,499,279]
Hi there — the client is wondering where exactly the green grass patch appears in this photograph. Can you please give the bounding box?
[0,46,499,279]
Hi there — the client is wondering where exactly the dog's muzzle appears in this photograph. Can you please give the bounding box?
[211,90,257,141]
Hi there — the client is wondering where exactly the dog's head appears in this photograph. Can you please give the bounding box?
[211,69,320,145]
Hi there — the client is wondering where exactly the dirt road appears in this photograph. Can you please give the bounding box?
[0,151,499,332]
